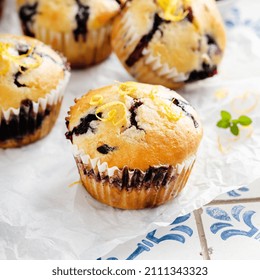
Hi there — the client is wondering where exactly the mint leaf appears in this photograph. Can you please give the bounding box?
[221,111,232,121]
[238,116,252,126]
[230,123,239,136]
[217,120,230,128]
[217,110,253,137]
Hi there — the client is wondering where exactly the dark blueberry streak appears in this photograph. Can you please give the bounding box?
[206,34,216,45]
[187,63,217,83]
[129,99,143,130]
[125,14,167,67]
[65,113,102,141]
[14,66,27,88]
[19,2,38,37]
[172,98,199,128]
[152,166,169,187]
[186,7,194,23]
[14,71,26,88]
[130,169,142,188]
[122,167,130,189]
[17,44,30,55]
[79,163,176,191]
[0,99,50,142]
[73,0,90,42]
[97,144,117,155]
[206,34,222,56]
[186,34,221,83]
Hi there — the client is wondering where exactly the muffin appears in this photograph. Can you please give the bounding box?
[112,0,226,89]
[16,0,125,68]
[0,34,70,148]
[65,82,203,209]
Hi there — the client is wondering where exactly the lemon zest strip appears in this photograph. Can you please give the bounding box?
[90,94,104,106]
[95,101,127,126]
[157,99,182,121]
[68,181,81,188]
[157,0,190,22]
[0,42,42,75]
[149,89,182,121]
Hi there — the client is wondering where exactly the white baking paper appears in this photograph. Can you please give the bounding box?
[1,0,260,259]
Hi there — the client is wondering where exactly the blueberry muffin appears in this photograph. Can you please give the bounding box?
[16,0,125,68]
[112,0,226,89]
[65,82,203,209]
[0,34,70,148]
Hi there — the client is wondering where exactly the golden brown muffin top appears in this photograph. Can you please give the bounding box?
[0,34,68,110]
[112,0,226,83]
[66,82,203,170]
[16,0,125,34]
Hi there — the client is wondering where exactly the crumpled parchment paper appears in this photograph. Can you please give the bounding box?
[0,0,260,259]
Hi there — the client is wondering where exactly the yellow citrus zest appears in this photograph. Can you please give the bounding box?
[0,42,42,75]
[0,56,10,75]
[157,99,182,121]
[149,89,182,121]
[215,88,228,100]
[0,43,11,75]
[149,87,158,100]
[22,52,42,73]
[157,0,191,22]
[95,101,127,126]
[90,94,104,106]
[68,181,81,188]
[118,82,138,98]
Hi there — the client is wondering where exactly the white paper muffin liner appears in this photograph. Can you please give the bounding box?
[30,24,112,67]
[0,70,70,122]
[72,144,196,209]
[0,70,70,146]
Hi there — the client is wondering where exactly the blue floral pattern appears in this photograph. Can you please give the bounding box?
[98,214,193,260]
[227,186,250,197]
[206,205,259,241]
[225,7,260,37]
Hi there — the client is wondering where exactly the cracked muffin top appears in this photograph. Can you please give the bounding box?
[112,0,226,86]
[0,34,68,111]
[66,82,203,170]
[16,0,125,37]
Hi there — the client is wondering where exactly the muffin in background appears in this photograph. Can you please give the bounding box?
[65,81,203,210]
[0,0,4,18]
[0,34,70,148]
[112,0,226,89]
[16,0,125,68]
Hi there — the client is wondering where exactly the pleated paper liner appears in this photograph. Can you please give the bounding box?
[30,23,112,68]
[73,145,196,210]
[0,71,70,148]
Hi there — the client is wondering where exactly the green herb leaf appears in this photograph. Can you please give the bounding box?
[217,120,230,129]
[217,110,253,137]
[221,111,232,121]
[230,123,239,136]
[238,116,253,126]
[232,119,239,125]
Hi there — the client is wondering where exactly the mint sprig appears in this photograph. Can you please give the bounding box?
[217,111,252,136]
